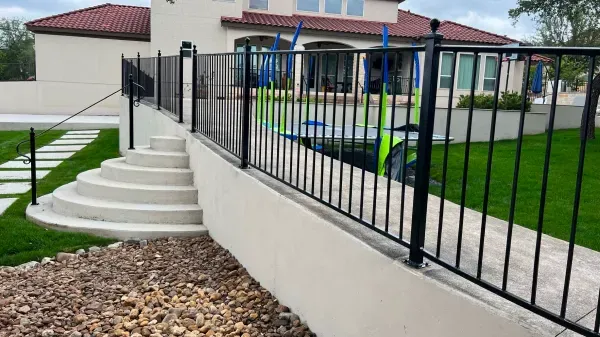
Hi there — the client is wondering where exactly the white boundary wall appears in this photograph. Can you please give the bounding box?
[120,98,553,337]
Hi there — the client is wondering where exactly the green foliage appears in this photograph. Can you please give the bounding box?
[456,92,532,112]
[0,18,35,81]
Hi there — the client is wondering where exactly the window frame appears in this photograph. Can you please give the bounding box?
[457,53,481,91]
[324,0,343,14]
[439,52,454,89]
[483,55,498,91]
[249,0,268,10]
[296,0,320,13]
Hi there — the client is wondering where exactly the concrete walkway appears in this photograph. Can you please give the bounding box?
[0,130,100,214]
[0,114,118,131]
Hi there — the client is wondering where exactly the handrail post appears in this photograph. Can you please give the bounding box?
[29,128,38,206]
[191,45,198,132]
[240,37,251,169]
[407,19,443,267]
[157,50,162,110]
[179,46,184,123]
[121,53,125,96]
[136,52,141,102]
[129,74,135,150]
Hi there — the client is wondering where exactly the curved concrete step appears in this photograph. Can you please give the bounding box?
[52,182,203,224]
[101,158,194,186]
[150,136,186,152]
[77,169,198,205]
[126,147,190,168]
[27,194,208,240]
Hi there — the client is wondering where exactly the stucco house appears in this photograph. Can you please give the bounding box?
[21,0,531,114]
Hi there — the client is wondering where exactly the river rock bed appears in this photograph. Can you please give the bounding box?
[0,237,315,337]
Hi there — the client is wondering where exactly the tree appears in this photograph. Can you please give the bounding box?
[0,18,35,81]
[510,0,600,139]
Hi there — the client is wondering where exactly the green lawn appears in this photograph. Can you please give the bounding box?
[430,129,600,251]
[0,129,120,266]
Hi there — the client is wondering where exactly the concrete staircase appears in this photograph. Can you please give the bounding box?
[26,136,207,240]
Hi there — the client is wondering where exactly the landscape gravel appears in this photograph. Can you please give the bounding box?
[0,237,315,337]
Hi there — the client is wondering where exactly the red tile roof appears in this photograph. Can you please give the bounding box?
[26,3,150,39]
[222,10,519,45]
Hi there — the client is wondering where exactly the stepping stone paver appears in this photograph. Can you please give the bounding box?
[17,152,75,160]
[0,182,31,195]
[0,161,62,169]
[51,139,94,145]
[0,198,17,215]
[0,170,50,180]
[66,130,100,135]
[62,135,98,140]
[38,145,86,152]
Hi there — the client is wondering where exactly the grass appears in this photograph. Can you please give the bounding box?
[0,129,120,266]
[429,129,600,251]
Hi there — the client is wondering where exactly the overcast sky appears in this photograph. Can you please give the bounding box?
[1,0,536,40]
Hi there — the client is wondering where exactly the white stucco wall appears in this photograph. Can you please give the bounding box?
[531,104,584,130]
[0,33,150,115]
[119,98,547,337]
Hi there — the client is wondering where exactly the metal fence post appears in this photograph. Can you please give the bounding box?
[121,53,125,96]
[129,74,135,150]
[136,52,141,102]
[29,128,38,206]
[407,19,443,267]
[240,38,251,169]
[191,45,198,132]
[157,50,162,110]
[179,47,184,123]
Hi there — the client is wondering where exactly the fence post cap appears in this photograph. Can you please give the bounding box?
[128,74,133,79]
[425,18,444,40]
[121,53,124,58]
[158,50,162,56]
[30,127,34,133]
[245,37,250,45]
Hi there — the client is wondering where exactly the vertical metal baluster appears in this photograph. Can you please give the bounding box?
[303,54,310,191]
[29,128,37,206]
[502,54,533,291]
[372,48,388,226]
[360,52,373,220]
[191,47,198,133]
[349,53,360,214]
[297,54,304,188]
[329,54,340,204]
[311,53,321,195]
[320,53,329,200]
[385,52,400,232]
[560,55,596,318]
[476,53,503,278]
[255,54,261,166]
[530,55,562,303]
[258,54,265,169]
[436,52,456,257]
[338,52,350,209]
[282,53,288,180]
[179,47,184,123]
[456,52,480,268]
[595,288,600,332]
[265,53,271,172]
[277,53,283,178]
[400,54,416,240]
[290,52,297,184]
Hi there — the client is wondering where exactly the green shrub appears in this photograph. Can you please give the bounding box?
[456,91,531,112]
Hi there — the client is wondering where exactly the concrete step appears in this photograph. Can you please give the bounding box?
[150,136,186,152]
[77,169,198,205]
[101,158,194,186]
[126,147,190,168]
[27,194,208,240]
[52,182,203,224]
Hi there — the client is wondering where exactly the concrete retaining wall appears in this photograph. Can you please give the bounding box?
[531,104,584,130]
[119,97,548,337]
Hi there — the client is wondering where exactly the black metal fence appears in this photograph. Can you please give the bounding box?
[136,21,600,336]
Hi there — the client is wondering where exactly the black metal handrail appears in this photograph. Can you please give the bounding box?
[16,75,145,205]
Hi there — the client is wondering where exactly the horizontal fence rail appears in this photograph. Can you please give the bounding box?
[139,21,600,336]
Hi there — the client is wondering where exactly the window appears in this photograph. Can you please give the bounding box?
[325,0,342,14]
[297,0,319,12]
[249,0,268,10]
[457,54,481,90]
[439,52,454,89]
[347,0,364,16]
[483,56,498,91]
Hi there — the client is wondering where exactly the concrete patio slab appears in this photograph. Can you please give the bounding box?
[0,170,50,180]
[0,182,31,195]
[0,160,62,169]
[17,152,76,160]
[0,114,118,131]
[0,198,17,215]
[37,145,86,152]
[61,135,98,140]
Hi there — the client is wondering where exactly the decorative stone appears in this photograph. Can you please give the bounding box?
[17,261,39,271]
[41,257,53,265]
[88,246,101,252]
[107,242,123,249]
[41,329,55,337]
[56,252,78,262]
[75,249,86,255]
[0,198,18,215]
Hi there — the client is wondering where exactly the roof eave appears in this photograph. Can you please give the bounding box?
[26,25,150,42]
